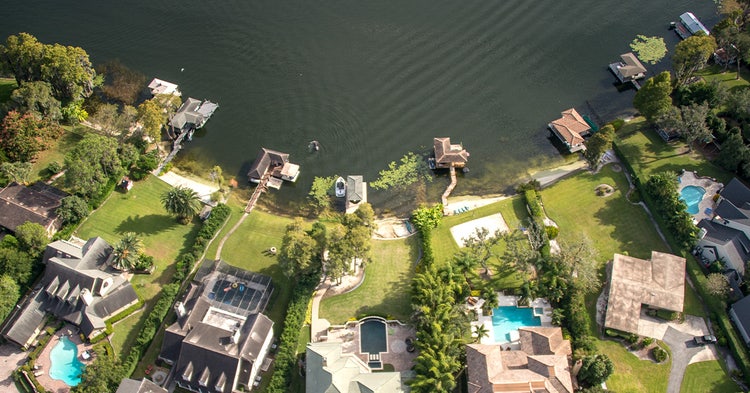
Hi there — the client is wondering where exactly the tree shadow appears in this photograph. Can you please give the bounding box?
[115,214,179,236]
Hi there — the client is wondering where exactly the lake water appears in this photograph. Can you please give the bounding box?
[2,0,718,211]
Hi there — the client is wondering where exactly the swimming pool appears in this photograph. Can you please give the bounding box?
[492,306,541,343]
[679,185,705,215]
[359,318,387,369]
[49,336,85,386]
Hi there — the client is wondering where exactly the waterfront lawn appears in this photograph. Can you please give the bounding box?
[320,236,418,324]
[599,340,671,393]
[697,65,750,92]
[681,360,739,393]
[0,77,16,102]
[75,176,200,357]
[616,117,732,184]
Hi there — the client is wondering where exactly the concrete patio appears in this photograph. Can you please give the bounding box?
[325,320,417,371]
[678,170,723,222]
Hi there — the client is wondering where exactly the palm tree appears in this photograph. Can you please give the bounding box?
[161,185,201,224]
[473,324,490,343]
[112,232,142,271]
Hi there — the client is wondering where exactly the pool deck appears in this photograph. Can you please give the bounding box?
[35,324,94,393]
[471,295,553,346]
[325,321,417,371]
[678,170,723,222]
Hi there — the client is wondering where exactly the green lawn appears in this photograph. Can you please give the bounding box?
[600,340,671,393]
[75,175,200,357]
[30,125,86,182]
[698,65,750,92]
[320,236,418,324]
[681,360,741,393]
[616,118,732,184]
[0,77,16,103]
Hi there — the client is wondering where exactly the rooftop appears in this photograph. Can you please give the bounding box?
[0,182,67,234]
[549,108,591,148]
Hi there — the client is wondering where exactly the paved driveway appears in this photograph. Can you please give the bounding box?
[662,326,712,393]
[0,343,26,393]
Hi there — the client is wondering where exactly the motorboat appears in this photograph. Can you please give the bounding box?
[335,176,346,198]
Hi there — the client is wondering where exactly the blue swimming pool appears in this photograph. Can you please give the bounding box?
[680,185,705,215]
[492,306,541,343]
[49,336,85,386]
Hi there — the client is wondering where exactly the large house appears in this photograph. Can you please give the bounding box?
[432,137,469,169]
[246,148,300,189]
[116,378,168,393]
[169,97,219,135]
[696,178,750,275]
[2,237,139,348]
[609,52,647,83]
[160,260,275,393]
[604,251,686,335]
[0,182,67,236]
[306,341,413,393]
[548,108,591,153]
[466,327,573,393]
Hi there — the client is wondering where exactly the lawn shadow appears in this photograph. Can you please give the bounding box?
[116,214,179,235]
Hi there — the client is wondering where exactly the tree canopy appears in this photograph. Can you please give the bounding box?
[112,232,143,271]
[57,195,90,225]
[10,80,62,121]
[584,124,615,167]
[64,133,122,196]
[629,35,667,64]
[137,98,166,142]
[370,152,431,190]
[161,185,201,224]
[0,110,63,162]
[673,33,718,86]
[278,218,317,278]
[633,71,673,122]
[578,354,614,387]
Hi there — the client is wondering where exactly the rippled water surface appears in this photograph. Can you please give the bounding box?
[2,0,718,209]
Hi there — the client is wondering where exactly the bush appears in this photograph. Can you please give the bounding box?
[652,346,668,362]
[46,161,62,175]
[545,226,559,240]
[642,337,654,346]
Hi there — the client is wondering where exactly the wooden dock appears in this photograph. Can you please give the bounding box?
[245,173,270,213]
[441,166,457,215]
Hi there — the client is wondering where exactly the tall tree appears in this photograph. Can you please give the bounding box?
[633,71,673,122]
[673,33,718,86]
[307,175,336,213]
[553,237,601,294]
[716,130,749,172]
[10,80,62,121]
[278,218,317,277]
[64,133,122,196]
[71,346,123,393]
[0,33,44,84]
[473,324,489,343]
[161,185,201,224]
[0,161,32,184]
[370,152,432,190]
[0,247,34,284]
[584,124,615,167]
[56,195,90,225]
[137,99,165,142]
[0,274,19,323]
[462,227,503,275]
[0,110,63,162]
[629,35,667,64]
[713,16,750,79]
[578,354,615,387]
[326,224,352,284]
[39,42,96,102]
[112,232,142,271]
[658,102,712,151]
[15,221,49,257]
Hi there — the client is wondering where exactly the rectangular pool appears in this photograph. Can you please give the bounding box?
[492,306,541,343]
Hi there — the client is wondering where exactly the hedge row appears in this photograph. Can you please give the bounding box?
[266,274,318,392]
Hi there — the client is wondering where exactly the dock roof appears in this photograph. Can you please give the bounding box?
[434,137,470,166]
[247,148,290,181]
[549,108,590,147]
[618,53,647,78]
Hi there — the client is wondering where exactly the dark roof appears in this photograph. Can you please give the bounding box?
[732,295,750,342]
[93,284,139,319]
[169,98,218,131]
[116,378,168,393]
[433,137,470,165]
[0,182,66,233]
[347,176,364,203]
[720,178,750,210]
[698,219,750,269]
[246,148,289,181]
[2,290,47,347]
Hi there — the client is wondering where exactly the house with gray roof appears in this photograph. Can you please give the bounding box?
[345,175,367,214]
[160,260,274,393]
[0,182,67,236]
[306,341,413,393]
[609,52,647,83]
[116,378,168,393]
[246,148,300,188]
[466,327,573,393]
[1,237,139,348]
[169,97,218,135]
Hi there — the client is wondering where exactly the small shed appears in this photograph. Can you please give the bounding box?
[120,177,134,192]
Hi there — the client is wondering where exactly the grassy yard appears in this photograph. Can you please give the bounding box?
[75,175,200,357]
[698,65,750,92]
[681,360,740,393]
[0,77,16,103]
[599,340,671,393]
[320,236,419,324]
[616,117,732,184]
[29,125,86,182]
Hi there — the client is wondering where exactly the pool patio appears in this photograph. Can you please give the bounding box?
[678,170,723,222]
[324,319,417,371]
[34,324,94,393]
[470,295,553,346]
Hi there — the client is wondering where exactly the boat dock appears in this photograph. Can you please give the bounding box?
[441,167,458,215]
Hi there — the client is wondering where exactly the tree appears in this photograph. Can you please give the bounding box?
[0,33,44,84]
[630,35,667,64]
[278,218,317,277]
[308,175,336,212]
[706,273,731,299]
[473,324,489,343]
[673,33,718,86]
[411,204,443,232]
[326,224,352,284]
[353,202,376,231]
[137,99,166,142]
[658,102,712,151]
[112,232,142,271]
[61,100,88,125]
[633,71,673,122]
[71,346,123,393]
[64,133,122,196]
[209,165,224,189]
[10,80,62,121]
[713,17,750,79]
[90,103,136,138]
[0,247,34,285]
[370,152,431,190]
[15,221,48,256]
[463,227,503,275]
[56,195,90,225]
[553,237,601,294]
[161,185,201,224]
[716,130,749,172]
[39,42,96,102]
[0,161,32,184]
[0,110,63,162]
[0,274,19,323]
[584,124,615,167]
[578,354,614,387]
[97,60,147,105]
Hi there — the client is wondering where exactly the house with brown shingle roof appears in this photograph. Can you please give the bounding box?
[0,182,67,236]
[604,251,686,335]
[548,108,591,153]
[466,327,574,393]
[433,137,469,169]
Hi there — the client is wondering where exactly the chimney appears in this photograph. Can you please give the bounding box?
[175,302,187,318]
[231,328,241,344]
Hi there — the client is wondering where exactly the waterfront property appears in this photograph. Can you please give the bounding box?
[168,97,219,136]
[674,11,710,39]
[147,78,181,97]
[246,148,300,188]
[345,175,367,214]
[604,251,686,336]
[159,259,275,393]
[0,182,67,236]
[432,137,470,169]
[2,237,139,348]
[548,108,591,153]
[609,52,647,84]
[466,327,573,393]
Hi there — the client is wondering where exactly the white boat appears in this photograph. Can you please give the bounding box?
[335,177,346,198]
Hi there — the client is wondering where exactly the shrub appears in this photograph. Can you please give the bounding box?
[47,161,62,174]
[652,346,668,362]
[642,337,654,346]
[545,226,559,240]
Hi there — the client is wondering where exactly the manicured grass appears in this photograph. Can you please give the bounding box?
[682,280,706,318]
[599,340,671,393]
[698,65,750,92]
[75,176,200,357]
[616,117,732,184]
[320,236,418,324]
[681,360,740,393]
[0,77,16,103]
